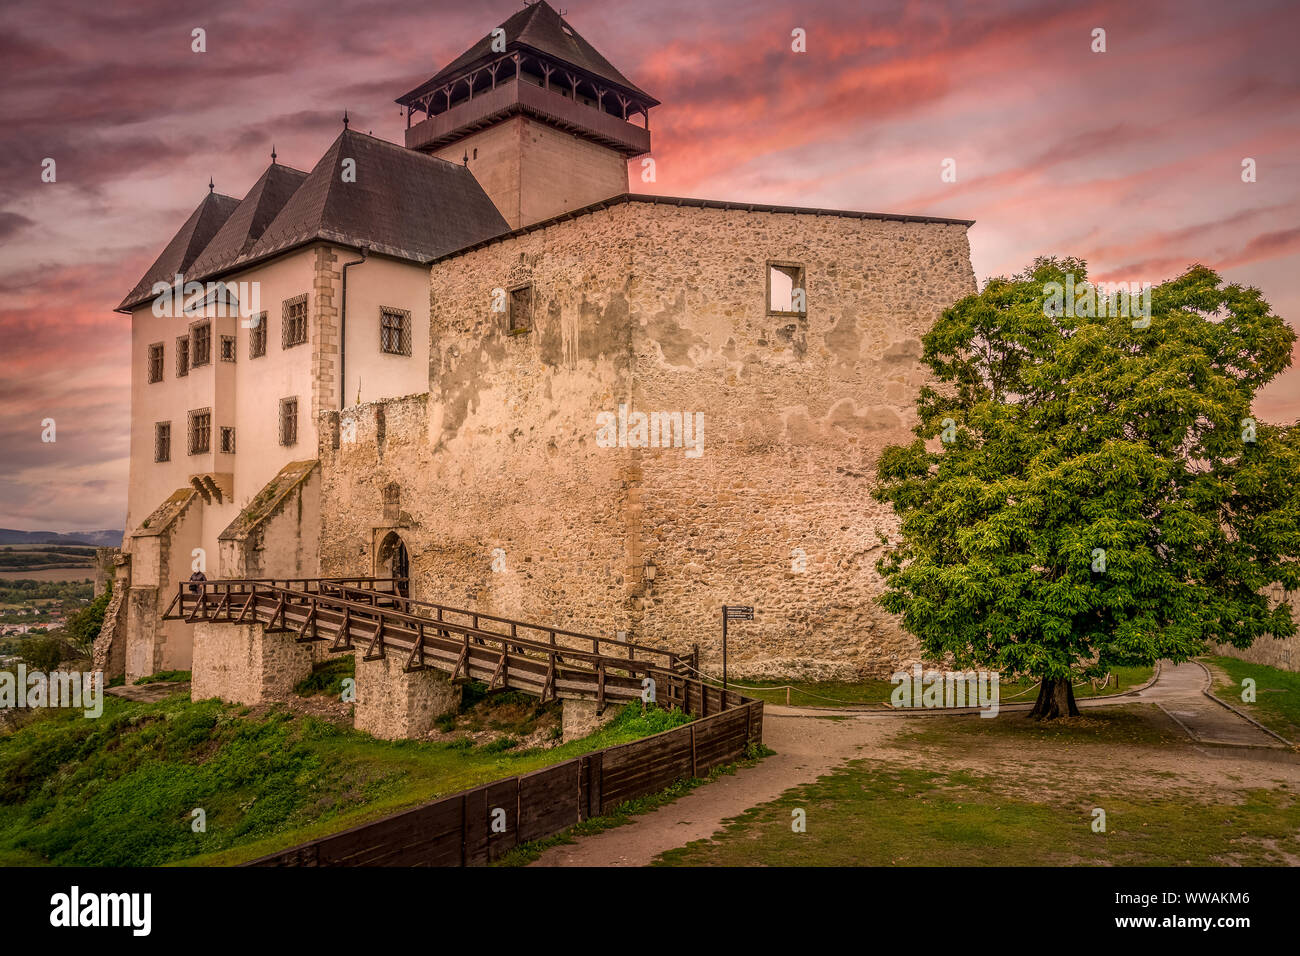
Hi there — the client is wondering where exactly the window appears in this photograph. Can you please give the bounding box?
[191,321,211,367]
[154,422,171,462]
[279,397,298,446]
[148,343,164,383]
[219,426,236,454]
[249,313,267,358]
[380,307,412,355]
[508,284,533,333]
[220,335,237,362]
[175,336,190,377]
[282,293,308,348]
[767,261,806,316]
[188,408,211,455]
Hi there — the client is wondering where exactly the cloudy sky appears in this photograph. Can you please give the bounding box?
[1,0,1297,532]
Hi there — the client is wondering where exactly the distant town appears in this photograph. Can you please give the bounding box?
[0,534,120,657]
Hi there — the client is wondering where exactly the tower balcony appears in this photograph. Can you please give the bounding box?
[405,78,651,158]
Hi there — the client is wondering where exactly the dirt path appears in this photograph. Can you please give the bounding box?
[530,659,1290,867]
[531,713,899,866]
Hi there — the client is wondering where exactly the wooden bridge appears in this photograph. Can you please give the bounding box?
[163,577,700,713]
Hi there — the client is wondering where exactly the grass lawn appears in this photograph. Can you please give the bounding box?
[655,705,1300,867]
[0,688,690,867]
[1203,655,1300,742]
[727,664,1154,709]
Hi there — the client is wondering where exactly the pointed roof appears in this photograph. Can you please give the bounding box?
[186,162,308,280]
[241,128,509,264]
[398,0,656,108]
[117,190,239,311]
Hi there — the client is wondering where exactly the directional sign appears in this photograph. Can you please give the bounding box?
[720,605,755,692]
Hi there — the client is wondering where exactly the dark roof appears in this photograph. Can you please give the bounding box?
[186,163,308,280]
[429,194,976,264]
[242,128,509,264]
[118,190,239,310]
[397,0,656,108]
[118,130,511,312]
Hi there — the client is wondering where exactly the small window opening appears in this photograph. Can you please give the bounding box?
[767,262,807,316]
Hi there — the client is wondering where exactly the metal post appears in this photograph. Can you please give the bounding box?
[722,607,728,692]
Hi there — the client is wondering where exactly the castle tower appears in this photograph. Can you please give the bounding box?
[396,0,657,230]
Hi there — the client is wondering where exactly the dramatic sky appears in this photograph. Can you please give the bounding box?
[1,0,1297,531]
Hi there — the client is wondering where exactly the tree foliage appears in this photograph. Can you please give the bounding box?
[873,258,1300,705]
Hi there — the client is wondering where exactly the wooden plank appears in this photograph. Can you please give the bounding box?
[578,756,592,821]
[363,617,386,661]
[517,761,581,843]
[463,779,519,865]
[589,751,603,817]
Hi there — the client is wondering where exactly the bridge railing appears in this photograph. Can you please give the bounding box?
[318,582,683,672]
[166,579,678,689]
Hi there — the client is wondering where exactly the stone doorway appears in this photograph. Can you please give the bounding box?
[377,531,410,598]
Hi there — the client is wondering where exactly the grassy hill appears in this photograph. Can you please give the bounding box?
[0,684,689,866]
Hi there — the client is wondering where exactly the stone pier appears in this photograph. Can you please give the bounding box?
[353,653,462,740]
[190,622,313,705]
[561,698,620,742]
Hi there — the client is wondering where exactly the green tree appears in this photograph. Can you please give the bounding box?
[873,258,1300,718]
[17,634,64,672]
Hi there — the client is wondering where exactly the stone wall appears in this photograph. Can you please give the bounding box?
[124,488,203,679]
[93,547,119,598]
[353,653,462,740]
[318,200,975,679]
[1213,587,1300,672]
[190,621,313,705]
[218,460,320,579]
[92,554,130,681]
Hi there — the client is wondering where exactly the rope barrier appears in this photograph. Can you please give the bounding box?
[676,661,1118,708]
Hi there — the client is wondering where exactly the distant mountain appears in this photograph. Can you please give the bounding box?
[0,529,124,547]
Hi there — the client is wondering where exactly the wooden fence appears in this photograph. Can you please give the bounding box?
[247,678,762,867]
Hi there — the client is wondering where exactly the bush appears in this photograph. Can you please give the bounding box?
[64,582,112,657]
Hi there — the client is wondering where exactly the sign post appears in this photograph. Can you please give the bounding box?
[721,605,753,692]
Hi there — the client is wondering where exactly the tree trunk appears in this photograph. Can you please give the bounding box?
[1029,677,1079,720]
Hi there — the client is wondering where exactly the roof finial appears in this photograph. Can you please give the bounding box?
[343,110,349,129]
[208,176,214,193]
[462,151,469,166]
[271,144,277,163]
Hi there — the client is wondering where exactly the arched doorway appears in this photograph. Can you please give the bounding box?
[377,531,410,598]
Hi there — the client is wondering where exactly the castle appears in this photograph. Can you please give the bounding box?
[101,1,976,685]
